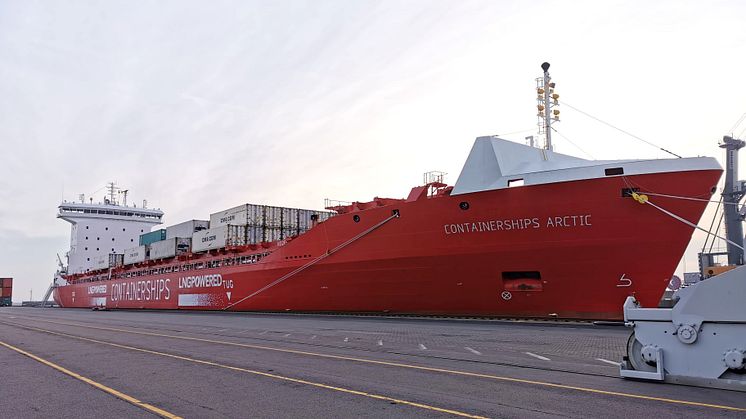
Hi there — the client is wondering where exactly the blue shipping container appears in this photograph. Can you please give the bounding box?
[139,229,167,246]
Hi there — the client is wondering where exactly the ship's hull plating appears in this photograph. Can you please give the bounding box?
[54,170,720,320]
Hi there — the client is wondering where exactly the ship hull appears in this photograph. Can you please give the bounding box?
[54,169,720,320]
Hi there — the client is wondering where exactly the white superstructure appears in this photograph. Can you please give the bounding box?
[57,184,163,274]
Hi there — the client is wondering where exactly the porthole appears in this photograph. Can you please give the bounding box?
[353,215,360,223]
[85,236,88,240]
[112,238,115,241]
[97,237,100,240]
[105,227,109,231]
[85,247,88,251]
[86,226,89,230]
[131,239,134,242]
[459,201,470,210]
[87,257,90,261]
[123,228,126,231]
[96,248,99,251]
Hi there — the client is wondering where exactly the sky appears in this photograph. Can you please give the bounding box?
[1,0,746,302]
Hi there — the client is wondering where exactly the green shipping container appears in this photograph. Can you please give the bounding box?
[139,229,167,246]
[0,297,11,307]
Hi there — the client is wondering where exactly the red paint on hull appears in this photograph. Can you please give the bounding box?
[54,170,720,320]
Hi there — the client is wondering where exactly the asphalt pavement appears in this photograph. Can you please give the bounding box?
[0,307,743,418]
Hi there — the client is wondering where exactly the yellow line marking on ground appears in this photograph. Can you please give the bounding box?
[6,315,746,413]
[0,321,487,419]
[0,339,181,419]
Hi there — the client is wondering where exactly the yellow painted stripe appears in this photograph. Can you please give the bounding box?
[7,315,746,413]
[0,340,181,419]
[2,322,487,419]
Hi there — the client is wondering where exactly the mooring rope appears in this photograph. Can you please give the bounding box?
[223,212,400,310]
[631,192,744,251]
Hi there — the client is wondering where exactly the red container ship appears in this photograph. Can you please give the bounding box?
[52,65,722,319]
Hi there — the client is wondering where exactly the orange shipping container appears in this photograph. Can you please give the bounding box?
[0,278,11,288]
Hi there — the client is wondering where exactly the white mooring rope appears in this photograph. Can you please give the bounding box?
[223,212,400,310]
[631,192,744,251]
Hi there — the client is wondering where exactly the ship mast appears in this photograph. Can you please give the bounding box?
[536,62,560,151]
[720,136,746,265]
[106,182,119,205]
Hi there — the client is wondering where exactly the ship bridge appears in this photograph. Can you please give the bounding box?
[58,187,163,275]
[58,202,163,223]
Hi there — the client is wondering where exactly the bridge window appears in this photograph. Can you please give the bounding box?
[605,167,624,176]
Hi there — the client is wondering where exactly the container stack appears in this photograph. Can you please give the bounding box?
[119,204,332,258]
[207,203,333,248]
[0,278,12,306]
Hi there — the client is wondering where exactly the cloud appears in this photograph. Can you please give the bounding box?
[1,0,745,300]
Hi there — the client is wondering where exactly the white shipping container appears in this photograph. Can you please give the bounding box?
[166,220,209,239]
[92,255,108,270]
[319,211,333,222]
[265,206,282,227]
[244,204,262,225]
[210,204,249,228]
[281,207,299,229]
[151,238,192,259]
[247,225,263,244]
[193,226,229,252]
[264,227,283,242]
[298,210,314,230]
[150,239,174,259]
[124,245,148,265]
